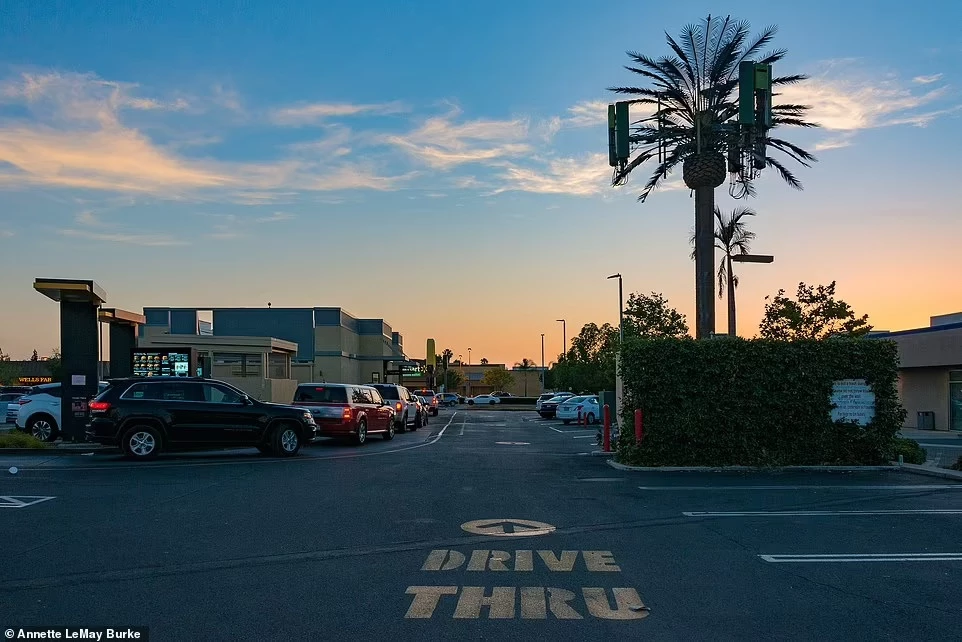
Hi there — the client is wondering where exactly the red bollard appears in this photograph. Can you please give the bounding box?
[634,409,644,444]
[603,404,611,452]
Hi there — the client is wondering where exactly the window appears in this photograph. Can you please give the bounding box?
[202,384,244,404]
[369,388,384,405]
[294,386,348,403]
[352,387,367,404]
[357,388,375,404]
[156,382,201,401]
[372,385,399,400]
[121,383,156,400]
[269,353,289,379]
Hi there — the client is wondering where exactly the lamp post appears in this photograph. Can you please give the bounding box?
[467,347,472,366]
[729,254,774,337]
[458,354,464,398]
[556,319,566,357]
[540,333,545,394]
[607,273,624,344]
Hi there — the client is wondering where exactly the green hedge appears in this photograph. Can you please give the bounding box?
[892,438,926,465]
[617,337,906,467]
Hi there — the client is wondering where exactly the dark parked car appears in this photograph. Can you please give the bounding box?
[537,393,575,419]
[86,377,317,460]
[293,383,396,445]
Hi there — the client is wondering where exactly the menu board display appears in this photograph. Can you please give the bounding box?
[132,350,192,377]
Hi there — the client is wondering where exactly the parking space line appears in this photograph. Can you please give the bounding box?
[760,553,962,563]
[572,435,596,439]
[641,485,962,491]
[685,509,962,517]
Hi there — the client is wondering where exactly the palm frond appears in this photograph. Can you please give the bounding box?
[638,145,686,201]
[717,255,727,298]
[772,74,807,85]
[765,155,803,189]
[767,137,818,164]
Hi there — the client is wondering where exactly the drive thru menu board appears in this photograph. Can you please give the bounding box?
[133,350,191,377]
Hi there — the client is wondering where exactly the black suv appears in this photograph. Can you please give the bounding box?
[86,377,317,460]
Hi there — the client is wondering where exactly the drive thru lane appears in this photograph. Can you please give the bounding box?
[1,409,961,640]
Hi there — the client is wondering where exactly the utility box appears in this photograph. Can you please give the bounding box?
[917,411,936,431]
[599,391,616,419]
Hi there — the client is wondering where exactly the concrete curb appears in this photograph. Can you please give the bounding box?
[895,463,962,481]
[607,459,899,472]
[0,447,110,456]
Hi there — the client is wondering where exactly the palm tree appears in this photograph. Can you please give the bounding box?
[440,348,454,391]
[480,358,489,365]
[690,207,756,336]
[514,358,538,395]
[609,15,816,338]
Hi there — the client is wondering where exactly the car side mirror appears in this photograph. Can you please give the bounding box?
[240,395,252,405]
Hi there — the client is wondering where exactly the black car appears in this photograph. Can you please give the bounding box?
[538,393,573,418]
[86,377,317,460]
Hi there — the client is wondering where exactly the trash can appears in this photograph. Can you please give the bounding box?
[917,411,935,430]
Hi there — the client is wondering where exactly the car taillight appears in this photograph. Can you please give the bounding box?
[432,398,438,405]
[342,406,352,420]
[396,402,403,411]
[18,399,31,405]
[89,401,111,412]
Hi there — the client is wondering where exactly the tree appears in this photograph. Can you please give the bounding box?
[609,15,816,339]
[514,358,538,395]
[31,349,39,361]
[0,347,8,361]
[550,323,620,393]
[623,292,690,338]
[46,348,63,381]
[690,207,757,336]
[440,368,463,392]
[0,360,20,385]
[759,281,873,340]
[480,357,489,365]
[481,368,514,392]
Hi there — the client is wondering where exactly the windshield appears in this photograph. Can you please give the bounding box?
[372,385,400,400]
[293,386,348,403]
[562,396,587,404]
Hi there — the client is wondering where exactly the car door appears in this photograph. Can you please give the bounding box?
[364,387,391,431]
[198,382,263,445]
[156,381,218,444]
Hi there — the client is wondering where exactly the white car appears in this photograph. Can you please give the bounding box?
[536,392,572,412]
[1,392,24,424]
[15,382,109,441]
[557,395,600,425]
[467,394,501,405]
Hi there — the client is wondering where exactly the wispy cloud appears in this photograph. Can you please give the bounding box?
[255,211,295,223]
[384,105,530,169]
[58,227,187,246]
[780,68,955,131]
[913,74,943,84]
[813,135,854,152]
[0,230,13,238]
[490,153,611,196]
[75,210,102,226]
[270,101,407,126]
[565,100,609,128]
[0,71,412,199]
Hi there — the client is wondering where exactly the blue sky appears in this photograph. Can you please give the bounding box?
[1,1,960,362]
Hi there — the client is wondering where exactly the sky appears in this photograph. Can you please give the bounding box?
[0,0,960,364]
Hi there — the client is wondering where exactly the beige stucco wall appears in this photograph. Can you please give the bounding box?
[889,328,962,368]
[899,368,951,430]
[219,377,298,404]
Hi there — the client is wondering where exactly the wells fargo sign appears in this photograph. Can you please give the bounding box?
[19,376,53,385]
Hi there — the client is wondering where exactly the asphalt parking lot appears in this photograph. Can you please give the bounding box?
[2,409,961,641]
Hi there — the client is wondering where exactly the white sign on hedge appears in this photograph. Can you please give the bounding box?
[831,379,876,425]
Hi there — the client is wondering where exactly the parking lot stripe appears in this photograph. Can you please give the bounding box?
[684,509,962,517]
[759,553,962,563]
[640,485,962,491]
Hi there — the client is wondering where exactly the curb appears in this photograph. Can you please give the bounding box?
[895,463,962,481]
[607,459,899,472]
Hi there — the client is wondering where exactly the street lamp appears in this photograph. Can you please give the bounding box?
[467,347,472,365]
[540,333,545,394]
[731,254,774,264]
[556,319,566,356]
[607,273,624,344]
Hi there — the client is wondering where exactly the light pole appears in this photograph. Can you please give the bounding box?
[556,319,566,357]
[458,354,464,398]
[467,347,472,366]
[540,333,545,394]
[729,254,774,337]
[607,273,623,344]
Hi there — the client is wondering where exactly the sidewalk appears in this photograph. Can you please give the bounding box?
[899,428,961,441]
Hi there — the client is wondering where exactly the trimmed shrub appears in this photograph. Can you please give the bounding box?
[0,432,48,449]
[617,337,905,467]
[891,438,926,465]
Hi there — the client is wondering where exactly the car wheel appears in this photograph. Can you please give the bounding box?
[28,416,58,442]
[272,423,301,457]
[563,420,571,425]
[468,400,474,405]
[489,400,496,405]
[586,412,596,425]
[383,421,395,441]
[397,412,408,433]
[121,425,161,460]
[411,412,421,431]
[354,419,368,445]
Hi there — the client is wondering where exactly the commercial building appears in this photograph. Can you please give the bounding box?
[871,312,962,431]
[139,307,407,398]
[401,363,546,397]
